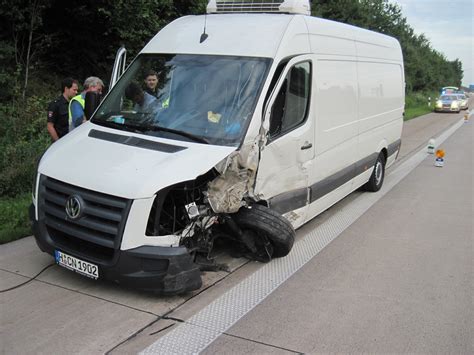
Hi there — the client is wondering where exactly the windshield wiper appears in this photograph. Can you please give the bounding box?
[142,124,209,144]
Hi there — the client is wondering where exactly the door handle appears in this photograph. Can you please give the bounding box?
[301,141,312,150]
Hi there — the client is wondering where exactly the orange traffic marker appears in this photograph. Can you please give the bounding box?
[435,149,445,167]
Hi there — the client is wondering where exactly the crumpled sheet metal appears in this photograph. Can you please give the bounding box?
[207,141,260,213]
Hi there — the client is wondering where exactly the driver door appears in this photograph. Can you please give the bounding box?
[254,55,314,227]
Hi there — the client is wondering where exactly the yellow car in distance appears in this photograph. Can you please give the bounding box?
[434,95,461,113]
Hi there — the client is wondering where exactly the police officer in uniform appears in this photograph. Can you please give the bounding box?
[47,78,78,142]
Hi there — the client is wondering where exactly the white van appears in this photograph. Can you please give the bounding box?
[30,0,404,294]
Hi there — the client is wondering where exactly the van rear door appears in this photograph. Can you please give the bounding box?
[255,55,314,227]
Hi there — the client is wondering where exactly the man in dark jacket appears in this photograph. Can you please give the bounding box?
[47,78,78,142]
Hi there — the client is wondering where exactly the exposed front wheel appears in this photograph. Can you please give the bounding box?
[233,204,295,259]
[363,153,386,192]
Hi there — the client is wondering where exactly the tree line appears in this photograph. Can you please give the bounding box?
[0,0,464,101]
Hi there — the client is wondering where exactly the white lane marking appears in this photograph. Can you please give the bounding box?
[141,119,465,354]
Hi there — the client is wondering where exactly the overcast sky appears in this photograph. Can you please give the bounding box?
[393,0,473,87]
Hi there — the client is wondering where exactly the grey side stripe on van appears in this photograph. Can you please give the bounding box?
[388,139,401,157]
[310,160,361,203]
[269,139,402,214]
[268,188,308,214]
[88,129,187,153]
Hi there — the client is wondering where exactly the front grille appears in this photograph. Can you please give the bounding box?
[38,176,131,264]
[215,0,284,13]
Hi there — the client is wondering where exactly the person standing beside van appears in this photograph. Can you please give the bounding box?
[69,76,104,130]
[47,78,78,142]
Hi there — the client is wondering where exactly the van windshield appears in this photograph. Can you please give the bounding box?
[92,54,270,146]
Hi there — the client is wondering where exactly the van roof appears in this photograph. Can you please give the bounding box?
[141,14,400,60]
[141,14,296,58]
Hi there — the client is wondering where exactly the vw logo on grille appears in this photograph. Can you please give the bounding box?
[65,195,83,220]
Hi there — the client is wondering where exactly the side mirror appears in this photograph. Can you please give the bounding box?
[84,91,101,120]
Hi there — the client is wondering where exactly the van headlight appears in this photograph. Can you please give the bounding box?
[32,152,45,202]
[451,102,459,108]
[32,172,39,202]
[436,100,442,108]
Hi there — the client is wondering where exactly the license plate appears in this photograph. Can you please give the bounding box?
[55,250,99,279]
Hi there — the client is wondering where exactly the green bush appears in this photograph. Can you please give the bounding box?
[404,91,438,121]
[0,76,57,243]
[0,95,51,197]
[0,193,32,244]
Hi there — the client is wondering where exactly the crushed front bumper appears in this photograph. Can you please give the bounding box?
[30,204,202,295]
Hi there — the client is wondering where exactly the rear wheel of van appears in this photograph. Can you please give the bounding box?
[233,204,295,258]
[363,153,385,192]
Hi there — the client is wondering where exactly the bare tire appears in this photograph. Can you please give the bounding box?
[233,204,295,257]
[363,153,385,192]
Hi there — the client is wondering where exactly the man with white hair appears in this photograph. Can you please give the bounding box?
[68,76,104,130]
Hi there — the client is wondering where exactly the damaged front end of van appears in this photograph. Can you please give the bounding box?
[140,144,295,294]
[31,136,294,295]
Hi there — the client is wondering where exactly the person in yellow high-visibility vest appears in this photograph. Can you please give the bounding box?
[69,76,104,130]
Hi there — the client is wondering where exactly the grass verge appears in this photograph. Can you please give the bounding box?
[0,193,32,244]
[405,91,438,121]
[404,105,434,120]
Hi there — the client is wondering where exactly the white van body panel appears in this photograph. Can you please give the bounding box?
[38,122,235,199]
[253,15,403,228]
[312,56,359,161]
[355,30,402,62]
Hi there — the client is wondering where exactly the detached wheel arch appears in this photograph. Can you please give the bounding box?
[232,204,295,258]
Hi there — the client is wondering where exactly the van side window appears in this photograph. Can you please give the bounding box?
[269,61,311,138]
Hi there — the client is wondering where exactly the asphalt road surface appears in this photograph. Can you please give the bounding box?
[1,107,472,354]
